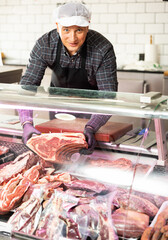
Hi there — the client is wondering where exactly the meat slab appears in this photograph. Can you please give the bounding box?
[26,132,88,163]
[0,151,38,185]
[112,208,149,238]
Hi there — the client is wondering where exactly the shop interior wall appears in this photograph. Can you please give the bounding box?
[0,0,168,68]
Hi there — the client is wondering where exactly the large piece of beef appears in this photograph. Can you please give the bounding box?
[112,208,149,238]
[113,193,158,217]
[27,132,88,163]
[0,151,38,185]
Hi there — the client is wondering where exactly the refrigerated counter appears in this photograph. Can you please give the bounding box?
[0,83,168,239]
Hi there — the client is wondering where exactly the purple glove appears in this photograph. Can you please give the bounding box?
[80,127,96,155]
[22,123,41,145]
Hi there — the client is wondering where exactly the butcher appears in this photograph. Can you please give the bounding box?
[19,2,118,154]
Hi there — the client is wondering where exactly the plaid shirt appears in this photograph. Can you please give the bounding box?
[19,29,118,131]
[21,28,117,91]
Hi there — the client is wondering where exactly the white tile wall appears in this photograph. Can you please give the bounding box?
[0,0,168,67]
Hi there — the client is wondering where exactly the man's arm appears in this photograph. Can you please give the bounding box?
[81,44,118,154]
[96,44,118,91]
[18,39,48,144]
[20,41,48,86]
[86,43,117,130]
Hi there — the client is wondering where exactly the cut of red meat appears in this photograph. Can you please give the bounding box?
[0,151,38,185]
[27,133,88,163]
[113,193,158,217]
[112,208,149,238]
[86,157,133,171]
[64,179,108,193]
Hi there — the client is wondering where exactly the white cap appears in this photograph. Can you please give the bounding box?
[53,2,91,27]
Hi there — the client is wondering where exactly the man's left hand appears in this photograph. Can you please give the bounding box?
[80,127,96,155]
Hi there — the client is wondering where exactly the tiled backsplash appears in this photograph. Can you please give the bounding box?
[0,0,168,67]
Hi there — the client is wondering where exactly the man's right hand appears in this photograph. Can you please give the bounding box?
[23,123,41,145]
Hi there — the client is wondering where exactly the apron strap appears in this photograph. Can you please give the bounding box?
[81,41,87,69]
[51,37,62,70]
[55,37,62,67]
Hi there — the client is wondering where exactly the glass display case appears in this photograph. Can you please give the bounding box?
[0,83,168,240]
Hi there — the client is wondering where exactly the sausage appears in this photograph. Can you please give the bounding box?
[161,226,168,233]
[154,214,167,231]
[160,233,168,240]
[152,230,162,240]
[141,227,154,240]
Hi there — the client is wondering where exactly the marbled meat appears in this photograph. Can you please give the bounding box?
[0,151,38,185]
[26,132,88,163]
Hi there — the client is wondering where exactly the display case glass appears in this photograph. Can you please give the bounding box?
[0,83,168,240]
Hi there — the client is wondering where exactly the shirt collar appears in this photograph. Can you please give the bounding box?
[63,41,86,57]
[63,45,79,57]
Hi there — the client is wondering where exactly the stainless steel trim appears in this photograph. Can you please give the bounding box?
[0,127,22,137]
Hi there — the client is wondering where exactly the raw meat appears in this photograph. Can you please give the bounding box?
[0,151,38,185]
[8,196,42,235]
[35,191,78,239]
[59,215,82,240]
[27,132,88,163]
[22,182,62,202]
[65,189,96,198]
[114,193,158,217]
[132,189,168,208]
[86,157,132,171]
[112,208,149,238]
[0,174,30,214]
[133,163,151,174]
[97,206,117,240]
[0,164,41,214]
[64,179,108,193]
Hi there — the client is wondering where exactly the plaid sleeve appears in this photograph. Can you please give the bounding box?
[20,42,48,86]
[96,45,118,91]
[85,36,117,132]
[85,114,111,132]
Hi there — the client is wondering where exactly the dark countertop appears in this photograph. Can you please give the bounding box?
[3,58,167,74]
[117,68,164,74]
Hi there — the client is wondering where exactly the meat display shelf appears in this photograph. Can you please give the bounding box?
[0,83,168,239]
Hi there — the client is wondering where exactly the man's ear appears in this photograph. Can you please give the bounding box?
[56,23,59,32]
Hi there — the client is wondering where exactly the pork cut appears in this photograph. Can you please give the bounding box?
[26,133,88,163]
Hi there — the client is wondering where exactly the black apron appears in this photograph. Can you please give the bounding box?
[50,37,98,119]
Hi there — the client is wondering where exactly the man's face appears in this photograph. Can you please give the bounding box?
[56,24,88,56]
